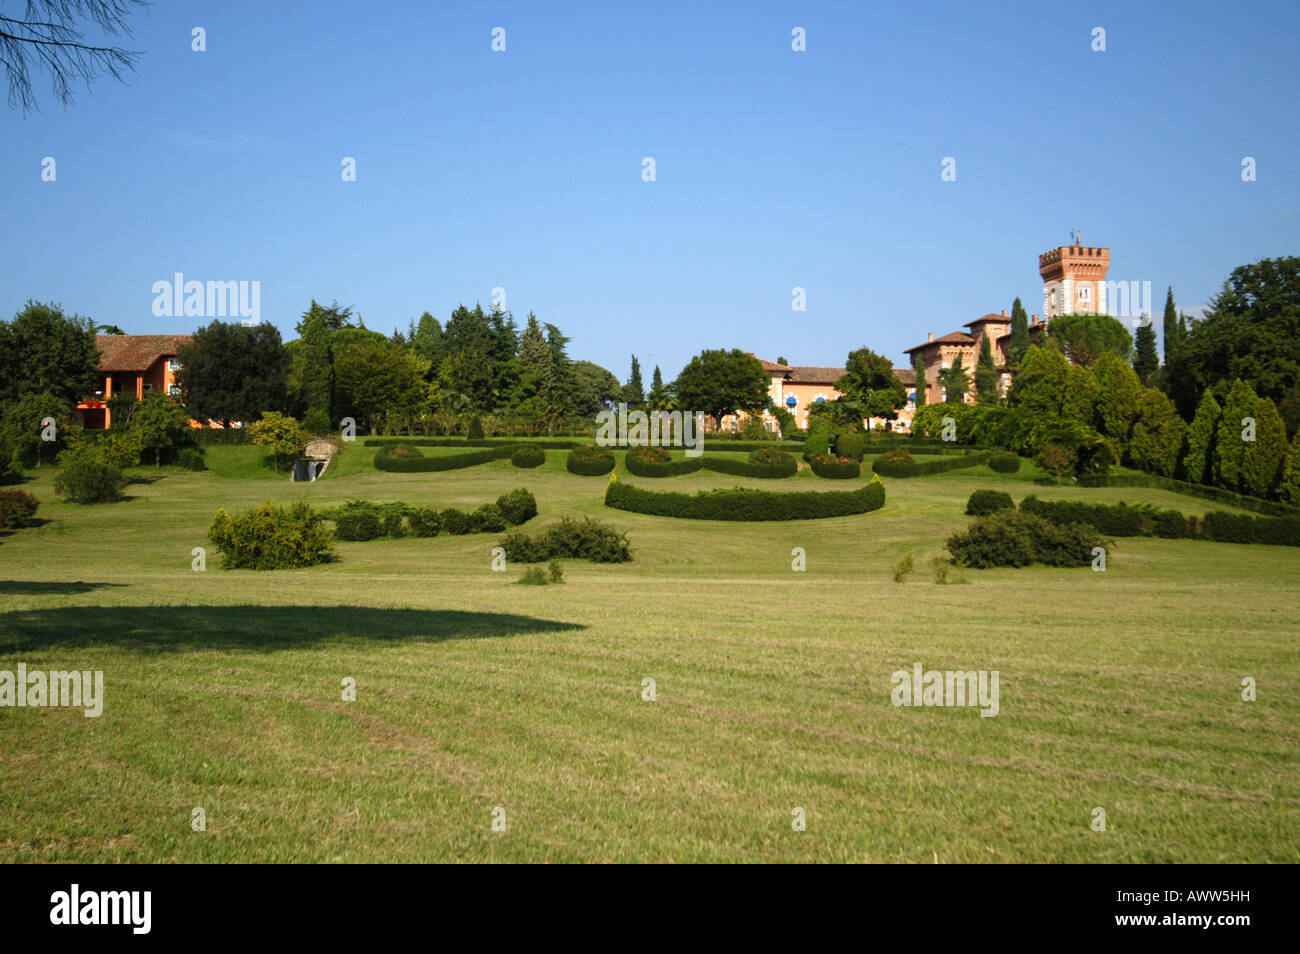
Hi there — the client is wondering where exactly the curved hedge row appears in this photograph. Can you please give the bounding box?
[624,446,798,479]
[374,443,516,472]
[567,444,615,475]
[1075,473,1299,517]
[365,438,583,449]
[872,451,993,478]
[604,474,885,520]
[809,455,861,478]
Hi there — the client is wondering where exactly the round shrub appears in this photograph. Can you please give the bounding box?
[946,509,1109,568]
[470,503,507,533]
[835,432,867,461]
[567,444,615,476]
[988,452,1021,473]
[54,451,127,504]
[496,488,538,526]
[409,507,441,537]
[966,489,1015,516]
[809,455,861,478]
[334,511,383,541]
[740,446,798,478]
[0,488,39,529]
[625,445,698,477]
[511,444,545,468]
[802,433,831,461]
[498,517,632,563]
[206,500,335,569]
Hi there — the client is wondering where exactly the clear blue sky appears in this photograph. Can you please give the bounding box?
[2,0,1297,382]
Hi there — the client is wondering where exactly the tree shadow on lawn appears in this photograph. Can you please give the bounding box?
[0,580,129,594]
[0,605,585,654]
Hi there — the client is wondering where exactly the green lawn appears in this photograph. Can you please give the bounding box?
[1,445,1297,862]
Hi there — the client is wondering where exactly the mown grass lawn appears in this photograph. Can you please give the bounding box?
[1,443,1297,862]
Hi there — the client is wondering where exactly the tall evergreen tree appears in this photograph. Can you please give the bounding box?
[1215,379,1258,492]
[975,335,997,404]
[937,353,970,404]
[1006,297,1030,371]
[296,300,336,432]
[1241,396,1288,498]
[647,364,672,409]
[623,355,644,408]
[1134,320,1159,382]
[1161,286,1181,364]
[1183,390,1221,485]
[911,353,926,407]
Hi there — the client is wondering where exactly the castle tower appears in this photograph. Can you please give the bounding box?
[1038,241,1110,319]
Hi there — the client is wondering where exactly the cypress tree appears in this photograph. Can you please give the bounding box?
[1161,287,1181,364]
[911,352,926,407]
[1183,390,1221,485]
[623,355,644,408]
[1007,297,1029,371]
[1215,379,1258,492]
[1134,321,1159,382]
[1241,396,1288,498]
[975,334,997,404]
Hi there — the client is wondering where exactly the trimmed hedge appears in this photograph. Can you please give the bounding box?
[988,452,1021,473]
[624,445,799,479]
[966,489,1014,516]
[808,455,861,478]
[364,438,584,450]
[567,444,615,476]
[626,445,698,477]
[193,428,252,446]
[1018,495,1202,540]
[835,432,867,461]
[1200,512,1300,546]
[323,489,537,540]
[872,451,994,478]
[374,443,515,472]
[604,473,886,520]
[511,445,545,468]
[0,488,40,529]
[1076,472,1300,517]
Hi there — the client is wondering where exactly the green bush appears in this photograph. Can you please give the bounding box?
[363,438,584,450]
[496,488,538,525]
[511,445,545,468]
[467,417,485,439]
[0,488,39,528]
[470,503,507,533]
[381,512,408,538]
[1152,509,1188,539]
[802,433,831,461]
[498,517,632,563]
[872,451,993,478]
[835,432,867,461]
[516,566,549,585]
[808,454,861,478]
[604,473,886,520]
[375,443,513,472]
[334,510,384,541]
[1076,473,1299,517]
[946,509,1110,568]
[625,445,699,477]
[439,508,472,535]
[891,552,915,582]
[567,444,615,475]
[176,447,207,471]
[207,500,335,569]
[1020,495,1144,536]
[1251,515,1300,547]
[966,489,1014,516]
[53,449,127,504]
[988,452,1021,473]
[409,507,441,537]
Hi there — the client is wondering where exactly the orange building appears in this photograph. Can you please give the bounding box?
[75,334,190,429]
[727,358,917,433]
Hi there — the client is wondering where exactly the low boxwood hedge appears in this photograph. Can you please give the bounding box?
[1076,473,1299,517]
[626,445,699,477]
[623,445,799,479]
[567,444,615,475]
[322,489,537,539]
[872,449,993,477]
[511,445,545,468]
[1201,511,1300,546]
[966,489,1014,516]
[603,473,885,520]
[364,437,583,450]
[374,443,516,472]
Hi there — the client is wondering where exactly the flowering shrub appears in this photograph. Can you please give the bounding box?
[809,454,861,478]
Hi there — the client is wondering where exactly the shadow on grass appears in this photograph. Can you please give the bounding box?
[0,604,585,654]
[0,580,129,594]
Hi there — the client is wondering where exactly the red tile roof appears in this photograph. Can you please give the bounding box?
[903,331,975,353]
[963,313,1009,327]
[96,334,190,372]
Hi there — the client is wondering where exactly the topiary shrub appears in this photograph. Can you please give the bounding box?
[625,444,695,477]
[467,417,484,440]
[496,488,538,525]
[375,443,512,472]
[988,451,1021,473]
[809,454,861,478]
[333,510,384,541]
[835,432,867,461]
[0,488,39,528]
[567,444,615,476]
[802,432,831,461]
[409,507,441,537]
[498,517,632,563]
[54,449,127,504]
[966,489,1015,516]
[511,444,545,468]
[439,508,472,535]
[207,500,335,569]
[872,450,993,478]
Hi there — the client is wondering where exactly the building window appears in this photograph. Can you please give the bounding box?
[168,358,182,372]
[169,384,182,397]
[142,383,152,392]
[1078,286,1091,302]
